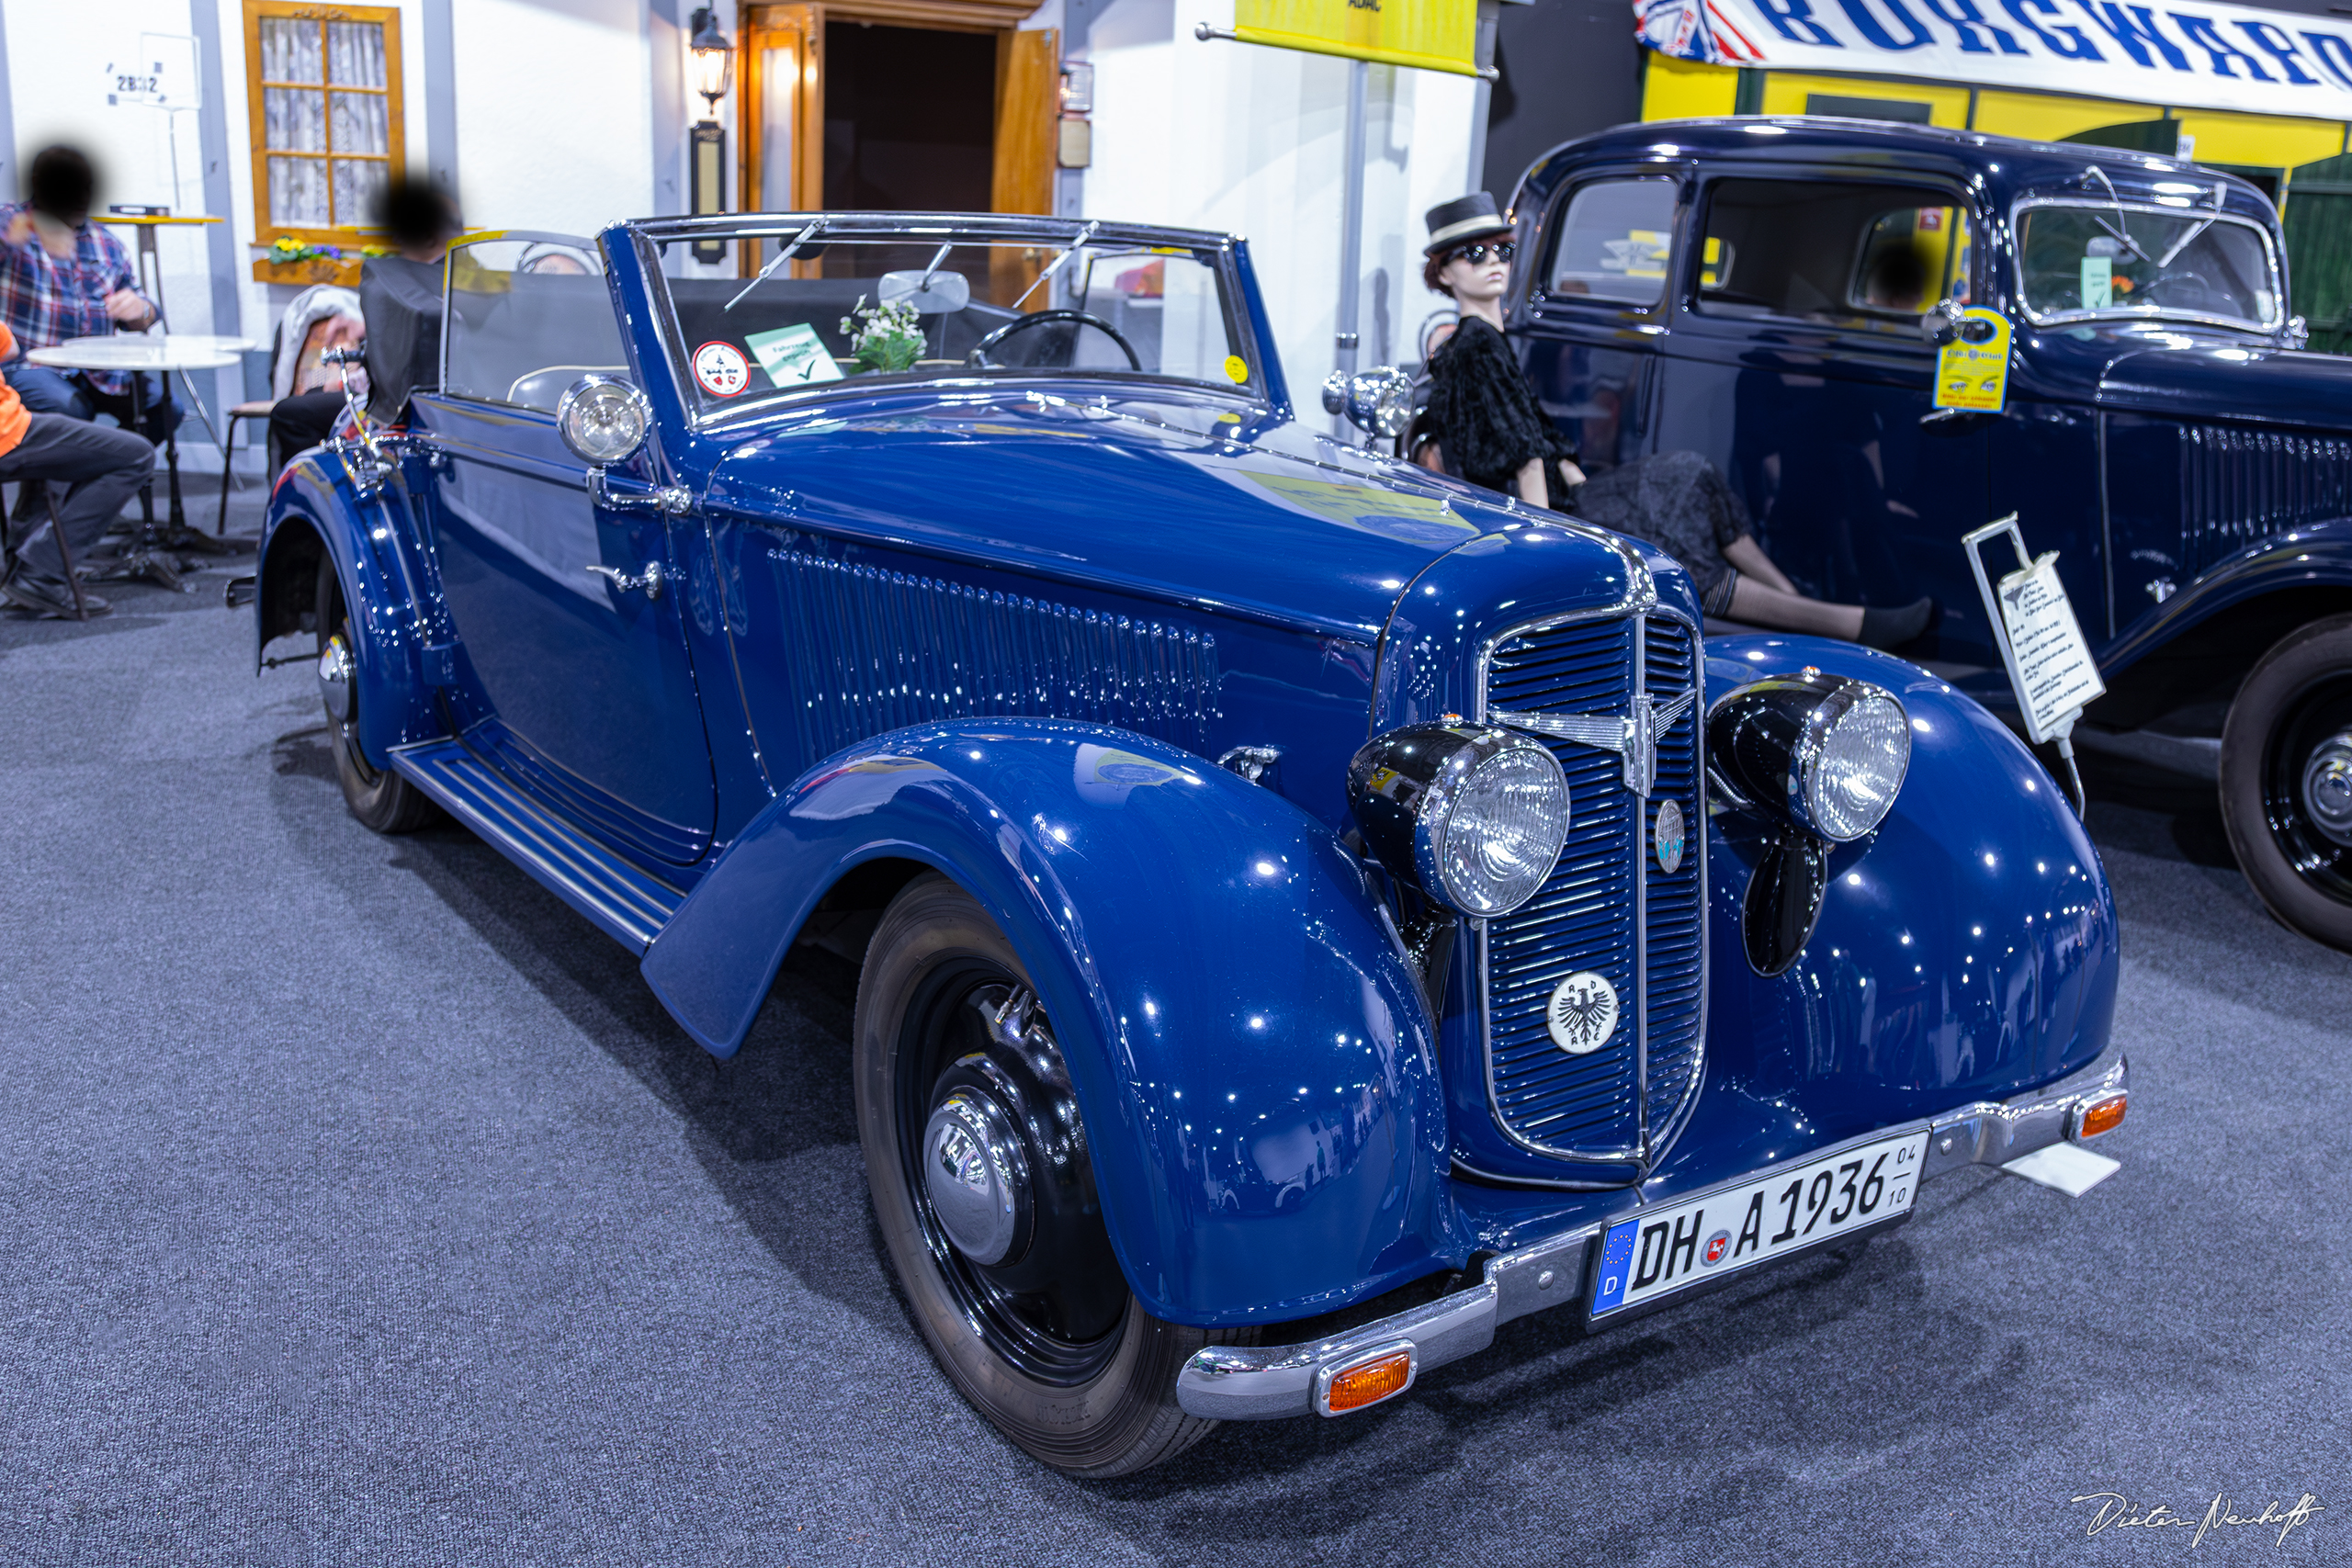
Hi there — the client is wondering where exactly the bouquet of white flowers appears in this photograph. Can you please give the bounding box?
[839,295,926,374]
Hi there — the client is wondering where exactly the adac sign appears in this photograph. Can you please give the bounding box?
[1635,0,2352,118]
[1235,0,1481,75]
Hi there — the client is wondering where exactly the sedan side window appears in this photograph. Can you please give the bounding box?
[443,234,629,412]
[1698,179,1972,330]
[1545,177,1678,308]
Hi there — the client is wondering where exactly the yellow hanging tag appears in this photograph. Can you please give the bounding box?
[1934,308,2011,412]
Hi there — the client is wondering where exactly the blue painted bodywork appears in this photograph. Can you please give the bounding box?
[1512,118,2352,707]
[255,211,2117,1328]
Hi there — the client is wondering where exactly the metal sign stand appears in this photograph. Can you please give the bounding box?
[1964,513,2103,815]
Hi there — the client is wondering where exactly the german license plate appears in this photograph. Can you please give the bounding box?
[1589,1130,1928,1317]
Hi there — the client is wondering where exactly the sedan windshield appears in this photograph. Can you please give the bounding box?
[2017,203,2279,328]
[645,221,1262,416]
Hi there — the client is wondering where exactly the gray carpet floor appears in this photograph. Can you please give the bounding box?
[1,495,2345,1565]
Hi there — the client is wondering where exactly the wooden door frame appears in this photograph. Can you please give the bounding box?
[739,0,1055,252]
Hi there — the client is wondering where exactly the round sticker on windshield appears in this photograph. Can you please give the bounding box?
[1223,355,1249,384]
[694,341,751,398]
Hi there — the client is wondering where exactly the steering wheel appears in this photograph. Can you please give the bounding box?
[966,310,1142,371]
[2134,268,2219,308]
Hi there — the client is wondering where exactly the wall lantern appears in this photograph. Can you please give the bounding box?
[687,6,734,263]
[689,6,735,112]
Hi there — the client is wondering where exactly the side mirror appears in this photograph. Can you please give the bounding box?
[557,374,651,467]
[1321,366,1415,440]
[1920,298,1965,345]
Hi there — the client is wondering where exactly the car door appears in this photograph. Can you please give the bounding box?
[1649,169,1996,664]
[410,234,718,867]
[1516,167,1682,469]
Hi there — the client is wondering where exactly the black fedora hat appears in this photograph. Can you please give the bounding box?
[1424,192,1512,256]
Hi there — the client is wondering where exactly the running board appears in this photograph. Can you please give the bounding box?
[389,739,684,953]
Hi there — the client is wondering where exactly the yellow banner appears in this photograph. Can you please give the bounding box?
[1231,0,1480,76]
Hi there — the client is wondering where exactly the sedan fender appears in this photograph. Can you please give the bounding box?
[640,720,1460,1325]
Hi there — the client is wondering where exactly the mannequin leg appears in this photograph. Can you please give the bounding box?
[1727,576,1866,639]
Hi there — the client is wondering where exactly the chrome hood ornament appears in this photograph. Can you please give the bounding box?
[1488,690,1696,798]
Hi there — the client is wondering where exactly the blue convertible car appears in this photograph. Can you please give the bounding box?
[1498,118,2352,953]
[253,212,2125,1475]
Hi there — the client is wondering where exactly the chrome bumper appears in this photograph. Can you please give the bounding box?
[1176,1040,2128,1421]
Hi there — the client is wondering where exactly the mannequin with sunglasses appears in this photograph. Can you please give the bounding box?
[1413,195,1933,650]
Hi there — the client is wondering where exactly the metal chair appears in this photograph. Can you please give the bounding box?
[216,398,276,535]
[4,479,90,622]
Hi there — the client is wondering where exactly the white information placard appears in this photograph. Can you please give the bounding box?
[1996,552,2107,742]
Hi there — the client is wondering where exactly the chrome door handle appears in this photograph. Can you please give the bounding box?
[584,560,664,600]
[588,468,693,514]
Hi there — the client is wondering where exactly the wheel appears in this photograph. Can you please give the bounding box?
[854,874,1251,1475]
[2220,613,2352,950]
[314,561,439,834]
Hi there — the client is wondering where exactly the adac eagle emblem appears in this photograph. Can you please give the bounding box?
[1545,971,1620,1055]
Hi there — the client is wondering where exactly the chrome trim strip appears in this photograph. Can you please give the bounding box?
[1175,1040,2128,1422]
[1646,607,1709,1160]
[1633,615,1650,1158]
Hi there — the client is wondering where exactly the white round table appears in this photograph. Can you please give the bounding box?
[23,333,260,585]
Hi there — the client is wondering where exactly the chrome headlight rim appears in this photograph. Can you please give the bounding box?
[556,373,652,467]
[1710,672,1911,844]
[1348,723,1571,919]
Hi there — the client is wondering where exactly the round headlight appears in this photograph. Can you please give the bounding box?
[1347,725,1569,917]
[1709,673,1911,843]
[1805,687,1910,840]
[556,374,651,467]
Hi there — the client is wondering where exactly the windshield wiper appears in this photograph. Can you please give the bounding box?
[1012,220,1100,311]
[2156,181,2229,268]
[723,220,826,313]
[2081,165,2152,265]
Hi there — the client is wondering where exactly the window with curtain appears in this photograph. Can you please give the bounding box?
[244,2,404,241]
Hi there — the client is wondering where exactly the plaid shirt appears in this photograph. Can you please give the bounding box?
[0,202,150,395]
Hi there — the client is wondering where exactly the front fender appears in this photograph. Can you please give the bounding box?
[639,721,1459,1325]
[2101,518,2352,678]
[255,454,441,766]
[1690,636,2119,1173]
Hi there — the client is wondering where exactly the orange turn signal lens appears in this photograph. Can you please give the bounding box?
[2075,1093,2127,1139]
[1320,1348,1415,1416]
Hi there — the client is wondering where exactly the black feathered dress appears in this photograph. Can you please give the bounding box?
[1422,315,1747,616]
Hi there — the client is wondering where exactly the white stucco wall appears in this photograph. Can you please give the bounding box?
[451,0,656,239]
[1080,0,1477,405]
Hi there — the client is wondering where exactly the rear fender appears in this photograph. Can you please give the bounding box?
[639,720,1460,1325]
[254,452,441,766]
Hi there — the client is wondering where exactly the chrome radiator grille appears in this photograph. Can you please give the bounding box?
[1479,613,1704,1163]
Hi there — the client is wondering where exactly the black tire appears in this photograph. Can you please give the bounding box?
[315,562,438,834]
[2220,613,2352,951]
[854,874,1251,1476]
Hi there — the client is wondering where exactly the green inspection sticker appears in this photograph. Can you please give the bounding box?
[744,323,843,388]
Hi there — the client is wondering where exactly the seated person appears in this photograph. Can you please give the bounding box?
[0,145,178,446]
[267,178,461,471]
[1412,194,1934,650]
[0,321,155,618]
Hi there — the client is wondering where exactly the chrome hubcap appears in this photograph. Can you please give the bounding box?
[922,1088,1030,1268]
[316,635,355,724]
[2301,733,2352,848]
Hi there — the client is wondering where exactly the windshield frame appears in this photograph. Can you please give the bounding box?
[2009,195,2285,335]
[626,212,1272,431]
